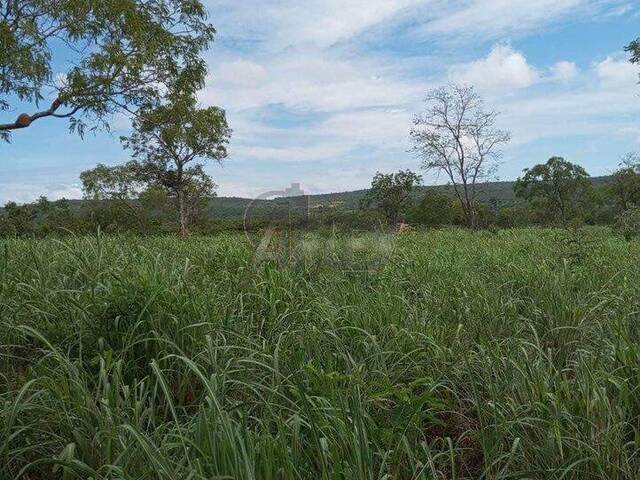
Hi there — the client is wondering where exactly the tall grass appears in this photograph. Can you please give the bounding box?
[1,227,639,479]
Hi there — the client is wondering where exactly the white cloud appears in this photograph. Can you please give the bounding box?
[205,0,421,49]
[317,109,411,144]
[595,57,639,85]
[236,143,351,163]
[0,183,82,204]
[270,0,420,48]
[618,126,640,144]
[449,44,539,90]
[213,60,268,88]
[551,61,579,82]
[202,52,423,113]
[417,0,633,40]
[207,0,634,48]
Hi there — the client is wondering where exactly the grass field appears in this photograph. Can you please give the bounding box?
[2,228,640,479]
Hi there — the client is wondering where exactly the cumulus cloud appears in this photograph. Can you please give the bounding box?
[595,57,639,85]
[202,52,423,113]
[551,61,579,82]
[449,44,539,90]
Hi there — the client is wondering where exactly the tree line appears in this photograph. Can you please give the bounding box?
[361,153,640,233]
[2,151,639,238]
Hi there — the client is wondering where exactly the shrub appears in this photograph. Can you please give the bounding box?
[408,192,455,226]
[615,207,640,240]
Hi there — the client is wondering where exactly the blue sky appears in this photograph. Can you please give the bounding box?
[1,0,640,203]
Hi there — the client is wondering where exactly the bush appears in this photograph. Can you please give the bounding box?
[615,207,640,240]
[409,192,455,226]
[496,207,532,228]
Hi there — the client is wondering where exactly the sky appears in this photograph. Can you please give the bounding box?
[1,0,640,203]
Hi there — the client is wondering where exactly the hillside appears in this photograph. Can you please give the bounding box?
[1,176,614,219]
[207,176,613,219]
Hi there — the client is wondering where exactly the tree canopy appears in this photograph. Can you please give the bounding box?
[514,157,593,224]
[82,88,231,235]
[0,0,214,141]
[361,170,422,224]
[409,191,455,227]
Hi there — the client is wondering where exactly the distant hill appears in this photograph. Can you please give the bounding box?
[206,176,613,219]
[2,176,614,219]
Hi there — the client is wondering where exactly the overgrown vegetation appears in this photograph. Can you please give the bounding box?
[1,228,640,479]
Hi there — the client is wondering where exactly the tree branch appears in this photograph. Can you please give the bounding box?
[0,98,81,131]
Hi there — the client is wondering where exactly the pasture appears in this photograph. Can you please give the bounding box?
[2,228,640,479]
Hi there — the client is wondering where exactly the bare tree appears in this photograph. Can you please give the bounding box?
[410,84,510,228]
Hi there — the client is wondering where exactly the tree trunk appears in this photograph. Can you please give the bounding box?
[469,207,478,229]
[178,192,188,236]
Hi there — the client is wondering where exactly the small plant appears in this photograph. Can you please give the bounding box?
[615,207,640,240]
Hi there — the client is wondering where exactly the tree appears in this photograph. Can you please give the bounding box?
[35,196,82,235]
[609,152,640,211]
[514,157,593,224]
[627,38,640,68]
[0,0,214,141]
[409,191,454,226]
[0,201,37,236]
[361,170,422,224]
[124,89,230,235]
[80,161,150,231]
[410,84,510,228]
[82,89,231,235]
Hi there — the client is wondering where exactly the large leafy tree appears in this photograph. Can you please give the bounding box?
[410,84,510,228]
[514,157,593,224]
[82,89,231,235]
[0,0,214,141]
[361,170,422,224]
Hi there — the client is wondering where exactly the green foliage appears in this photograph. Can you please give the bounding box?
[0,174,624,239]
[0,197,84,237]
[515,156,594,224]
[627,37,640,66]
[1,229,640,479]
[80,90,231,235]
[361,170,422,224]
[123,89,231,235]
[0,201,37,236]
[609,153,640,211]
[615,207,640,240]
[409,191,455,226]
[496,206,532,228]
[80,162,144,201]
[0,0,214,141]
